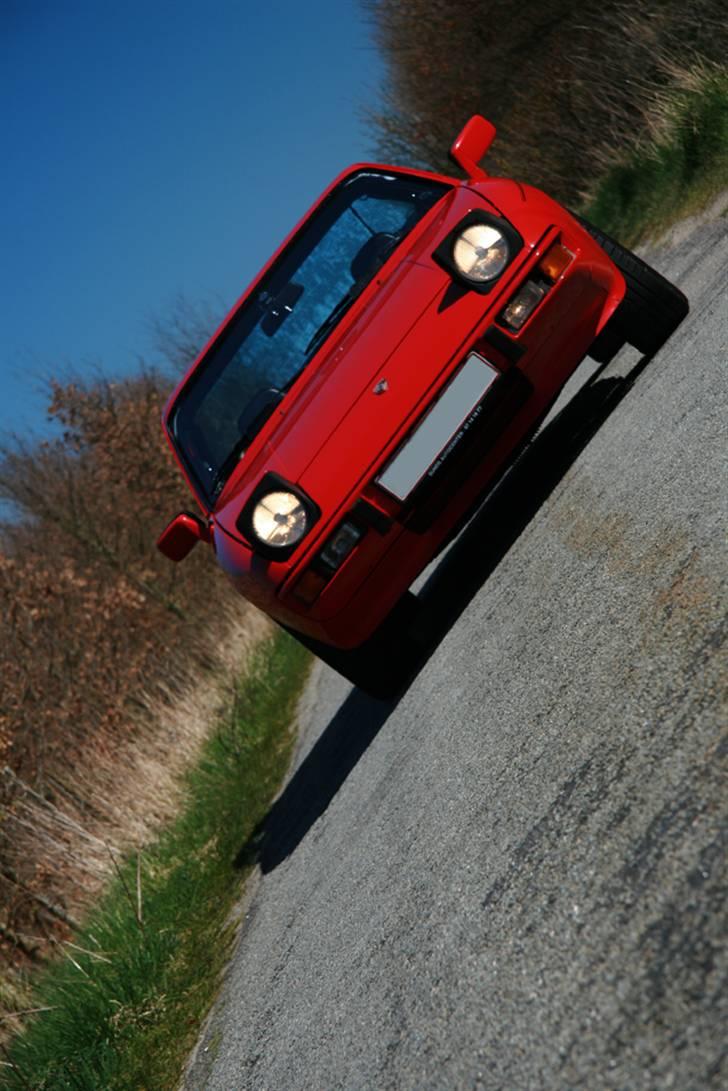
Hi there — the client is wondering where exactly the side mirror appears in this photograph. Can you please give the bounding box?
[157,511,211,562]
[449,115,496,180]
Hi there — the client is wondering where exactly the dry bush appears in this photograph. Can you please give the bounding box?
[363,0,728,201]
[0,366,263,987]
[145,293,227,375]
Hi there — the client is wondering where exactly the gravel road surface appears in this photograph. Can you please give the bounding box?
[186,202,727,1090]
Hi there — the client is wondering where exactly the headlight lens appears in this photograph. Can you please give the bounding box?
[251,491,308,548]
[452,223,509,283]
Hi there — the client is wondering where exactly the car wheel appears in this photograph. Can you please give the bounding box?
[576,215,689,358]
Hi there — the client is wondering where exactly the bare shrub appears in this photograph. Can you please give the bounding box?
[0,368,262,988]
[145,293,227,375]
[362,0,728,201]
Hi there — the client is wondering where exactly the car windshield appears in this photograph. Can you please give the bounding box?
[169,170,449,505]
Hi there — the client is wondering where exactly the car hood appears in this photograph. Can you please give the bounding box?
[214,191,528,545]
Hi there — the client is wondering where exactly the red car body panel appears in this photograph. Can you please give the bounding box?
[160,125,626,649]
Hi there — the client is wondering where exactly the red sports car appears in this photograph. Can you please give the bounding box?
[158,116,687,693]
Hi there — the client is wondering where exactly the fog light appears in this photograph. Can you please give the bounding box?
[319,521,362,570]
[501,280,546,331]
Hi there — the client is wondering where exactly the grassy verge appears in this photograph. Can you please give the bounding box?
[2,632,311,1090]
[585,66,728,245]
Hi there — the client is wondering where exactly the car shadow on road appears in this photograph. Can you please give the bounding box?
[236,686,399,873]
[236,355,655,873]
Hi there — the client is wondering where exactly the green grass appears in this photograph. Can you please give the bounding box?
[2,633,311,1090]
[585,67,728,245]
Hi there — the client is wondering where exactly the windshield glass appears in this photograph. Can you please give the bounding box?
[169,170,449,505]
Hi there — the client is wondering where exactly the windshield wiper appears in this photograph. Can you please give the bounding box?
[210,437,248,500]
[304,282,363,359]
[303,232,405,361]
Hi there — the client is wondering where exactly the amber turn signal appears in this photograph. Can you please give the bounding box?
[538,242,573,282]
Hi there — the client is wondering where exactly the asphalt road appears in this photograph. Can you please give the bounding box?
[186,201,727,1091]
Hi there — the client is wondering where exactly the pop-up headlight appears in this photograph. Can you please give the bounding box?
[251,491,309,549]
[452,223,509,283]
[433,212,522,294]
[237,474,319,560]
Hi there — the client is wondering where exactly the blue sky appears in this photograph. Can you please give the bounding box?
[1,0,385,435]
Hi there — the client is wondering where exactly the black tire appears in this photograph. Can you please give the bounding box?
[576,215,689,357]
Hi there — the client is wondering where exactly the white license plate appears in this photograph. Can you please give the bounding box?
[376,352,499,502]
